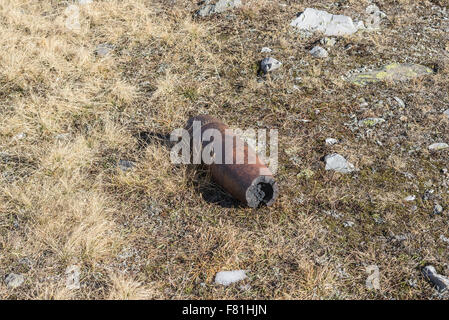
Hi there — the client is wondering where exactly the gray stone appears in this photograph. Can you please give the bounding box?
[198,0,242,17]
[422,265,449,292]
[433,204,443,215]
[444,109,449,118]
[394,97,405,108]
[429,143,449,151]
[65,265,80,290]
[324,154,355,174]
[260,57,282,73]
[118,159,135,171]
[310,46,328,58]
[291,8,362,36]
[5,273,24,289]
[95,44,113,57]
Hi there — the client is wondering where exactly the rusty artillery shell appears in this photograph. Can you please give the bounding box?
[186,115,278,208]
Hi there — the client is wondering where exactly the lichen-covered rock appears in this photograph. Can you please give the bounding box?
[348,63,434,86]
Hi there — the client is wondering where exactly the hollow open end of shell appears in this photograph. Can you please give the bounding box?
[246,175,279,208]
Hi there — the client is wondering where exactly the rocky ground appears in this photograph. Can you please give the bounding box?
[0,0,448,299]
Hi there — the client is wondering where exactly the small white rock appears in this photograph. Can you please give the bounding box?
[13,132,26,140]
[310,46,328,58]
[429,143,449,151]
[343,221,355,228]
[66,265,81,290]
[325,138,338,146]
[78,0,93,4]
[260,47,272,53]
[291,8,361,36]
[404,195,416,202]
[5,273,24,289]
[215,270,247,286]
[324,153,355,174]
[260,57,282,73]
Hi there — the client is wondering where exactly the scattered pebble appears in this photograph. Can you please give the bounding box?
[433,203,443,215]
[428,143,449,151]
[365,4,387,30]
[320,37,336,47]
[408,279,418,288]
[65,265,81,290]
[358,118,385,127]
[13,132,26,140]
[260,47,272,53]
[404,195,416,202]
[260,57,282,73]
[394,234,408,241]
[94,44,113,57]
[325,138,338,146]
[291,8,362,36]
[55,133,70,141]
[422,265,449,292]
[310,46,328,58]
[324,153,355,174]
[423,189,435,201]
[215,270,247,286]
[5,273,24,289]
[118,159,135,171]
[343,221,355,228]
[297,168,314,179]
[197,0,242,17]
[365,265,380,290]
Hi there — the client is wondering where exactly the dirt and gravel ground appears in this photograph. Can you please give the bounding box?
[0,0,448,299]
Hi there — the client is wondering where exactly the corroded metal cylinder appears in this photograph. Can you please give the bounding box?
[186,115,278,208]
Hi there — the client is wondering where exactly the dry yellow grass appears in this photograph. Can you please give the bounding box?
[1,0,448,300]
